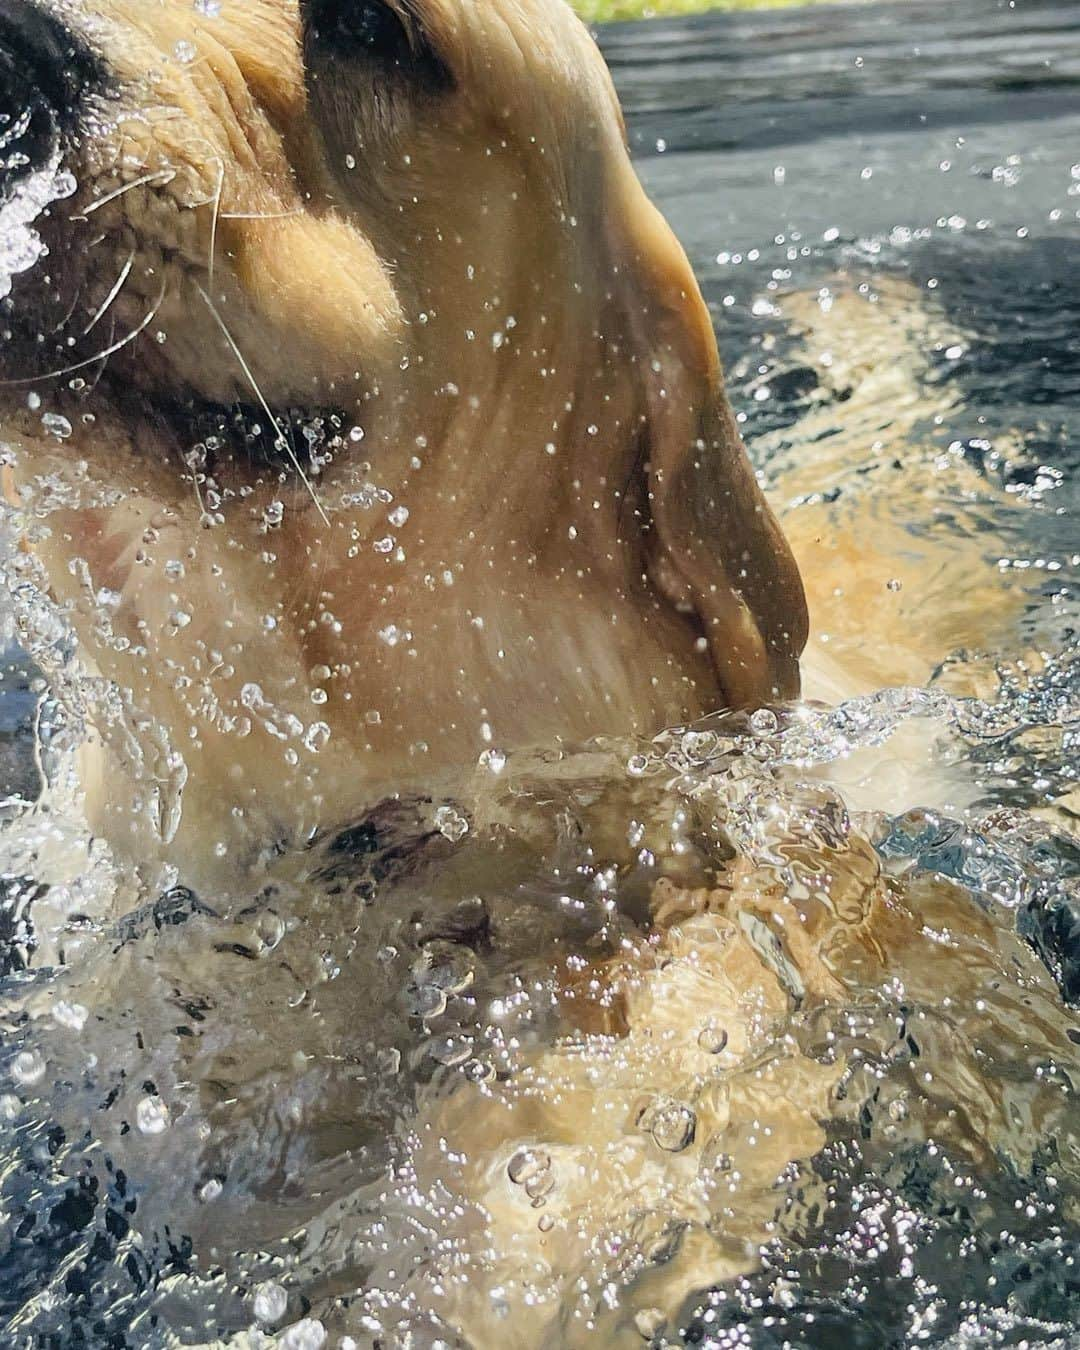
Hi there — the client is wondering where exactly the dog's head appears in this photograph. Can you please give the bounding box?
[0,0,806,860]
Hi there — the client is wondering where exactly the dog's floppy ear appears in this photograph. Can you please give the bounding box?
[609,165,808,707]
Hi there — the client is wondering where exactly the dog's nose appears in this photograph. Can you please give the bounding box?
[0,1,102,185]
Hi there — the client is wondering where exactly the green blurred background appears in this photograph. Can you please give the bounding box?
[574,0,848,24]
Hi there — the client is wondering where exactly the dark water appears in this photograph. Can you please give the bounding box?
[603,3,1080,1343]
[1,2,1079,1347]
[603,0,1080,523]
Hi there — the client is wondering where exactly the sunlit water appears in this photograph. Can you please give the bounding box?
[1,1,1079,1346]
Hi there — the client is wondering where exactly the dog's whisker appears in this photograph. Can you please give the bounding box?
[193,281,331,528]
[218,208,302,221]
[83,317,116,395]
[81,249,135,337]
[50,278,85,336]
[206,158,224,293]
[80,168,176,216]
[0,279,167,386]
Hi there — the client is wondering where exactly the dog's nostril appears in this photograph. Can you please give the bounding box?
[0,1,103,182]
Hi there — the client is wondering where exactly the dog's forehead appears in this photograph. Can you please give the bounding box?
[62,0,612,127]
[76,0,306,120]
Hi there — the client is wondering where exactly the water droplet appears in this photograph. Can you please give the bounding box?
[886,577,903,592]
[136,1095,170,1135]
[697,1021,729,1054]
[11,1049,45,1085]
[240,683,265,710]
[173,39,197,62]
[700,1138,734,1175]
[479,747,506,774]
[194,0,222,15]
[773,1278,799,1310]
[303,721,331,753]
[749,708,779,736]
[279,1318,326,1350]
[681,730,717,761]
[507,1147,554,1202]
[388,505,409,528]
[53,1000,88,1032]
[41,413,72,439]
[256,912,286,951]
[428,1035,473,1067]
[626,752,651,777]
[642,1098,696,1152]
[408,983,448,1020]
[253,1280,289,1326]
[198,1177,222,1201]
[635,1307,667,1340]
[434,804,469,841]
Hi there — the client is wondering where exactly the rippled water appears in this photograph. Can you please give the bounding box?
[1,1,1079,1346]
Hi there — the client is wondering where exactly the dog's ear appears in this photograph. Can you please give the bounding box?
[609,167,808,708]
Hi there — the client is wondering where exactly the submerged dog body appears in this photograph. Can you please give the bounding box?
[0,0,805,877]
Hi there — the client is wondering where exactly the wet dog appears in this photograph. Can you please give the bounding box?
[0,0,806,883]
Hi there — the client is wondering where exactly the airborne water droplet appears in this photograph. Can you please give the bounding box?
[41,412,72,440]
[252,1280,289,1326]
[136,1095,170,1135]
[697,1020,729,1054]
[10,1049,45,1085]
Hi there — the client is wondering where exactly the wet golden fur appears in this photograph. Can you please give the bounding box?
[2,0,805,886]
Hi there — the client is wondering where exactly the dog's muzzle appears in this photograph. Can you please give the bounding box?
[0,0,103,190]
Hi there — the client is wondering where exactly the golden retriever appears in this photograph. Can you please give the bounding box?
[0,0,806,885]
[2,9,1077,1350]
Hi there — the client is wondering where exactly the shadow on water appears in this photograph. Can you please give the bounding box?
[0,1,1079,1346]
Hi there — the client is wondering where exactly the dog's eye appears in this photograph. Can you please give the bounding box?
[308,0,408,62]
[303,0,450,89]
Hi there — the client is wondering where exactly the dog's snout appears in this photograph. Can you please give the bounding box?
[0,1,103,182]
